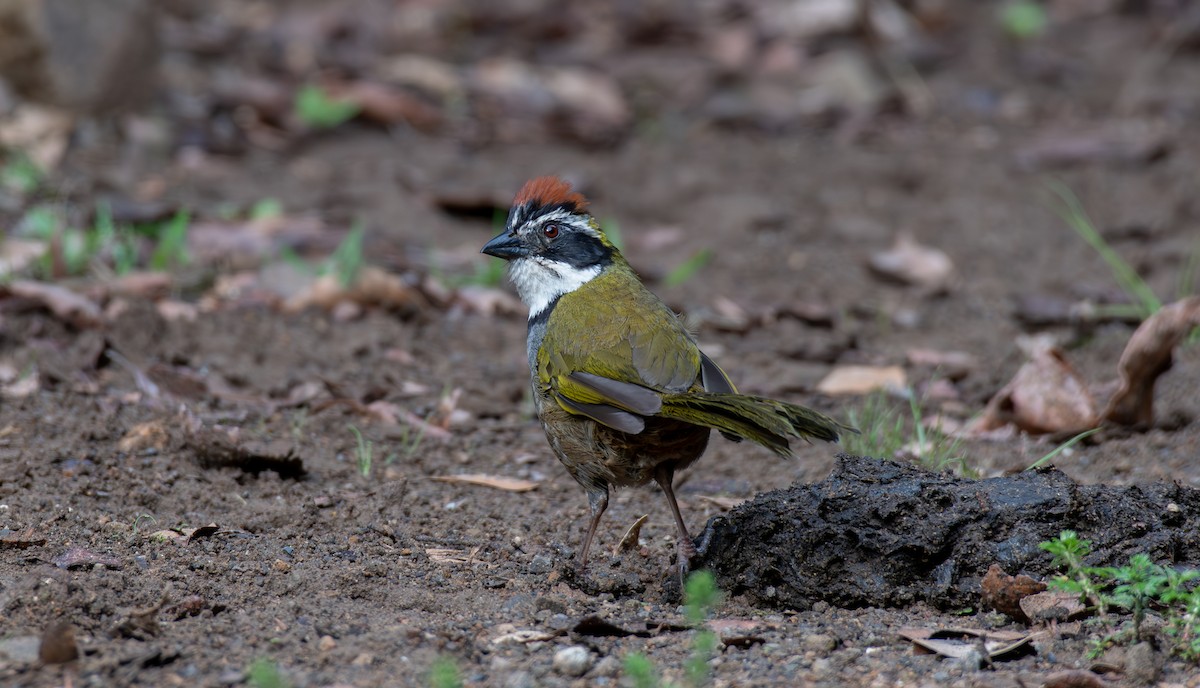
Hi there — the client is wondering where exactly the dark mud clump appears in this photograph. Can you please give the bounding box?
[696,454,1200,610]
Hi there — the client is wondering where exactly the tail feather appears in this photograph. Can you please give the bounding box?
[659,392,848,457]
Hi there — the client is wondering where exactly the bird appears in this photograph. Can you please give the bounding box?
[482,176,852,579]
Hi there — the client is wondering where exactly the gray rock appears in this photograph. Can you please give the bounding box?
[552,645,592,677]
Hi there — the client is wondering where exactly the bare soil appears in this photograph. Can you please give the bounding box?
[3,2,1200,687]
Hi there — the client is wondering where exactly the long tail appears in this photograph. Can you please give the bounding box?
[659,392,852,457]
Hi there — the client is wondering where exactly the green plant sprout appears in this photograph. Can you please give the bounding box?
[1026,427,1101,470]
[623,570,723,687]
[1048,182,1161,320]
[327,222,366,288]
[149,210,191,271]
[664,249,714,289]
[349,424,373,478]
[1,150,42,194]
[294,84,360,129]
[999,0,1048,40]
[428,656,463,688]
[842,389,967,474]
[1040,531,1200,660]
[247,658,290,688]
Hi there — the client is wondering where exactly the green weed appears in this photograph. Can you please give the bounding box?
[1026,427,1101,470]
[349,425,373,478]
[622,570,722,687]
[664,249,713,289]
[1040,531,1200,660]
[247,658,290,688]
[998,0,1048,40]
[294,84,360,129]
[842,389,967,474]
[1049,182,1162,320]
[149,210,191,271]
[428,656,463,688]
[327,222,366,288]
[1,150,42,195]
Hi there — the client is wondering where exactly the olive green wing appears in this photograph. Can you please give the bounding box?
[538,304,702,434]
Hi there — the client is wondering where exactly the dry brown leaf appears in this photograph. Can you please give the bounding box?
[1020,590,1091,623]
[868,233,954,290]
[491,629,558,645]
[6,280,102,328]
[332,81,443,131]
[816,365,907,395]
[432,474,538,492]
[905,348,977,381]
[1103,296,1200,427]
[970,336,1097,435]
[1,369,39,399]
[285,267,427,314]
[0,238,47,278]
[898,627,1039,661]
[426,547,477,564]
[980,564,1046,623]
[1041,669,1108,688]
[38,621,78,665]
[52,547,122,569]
[453,286,523,316]
[0,527,46,548]
[613,514,649,555]
[0,105,73,170]
[697,495,746,511]
[118,421,171,453]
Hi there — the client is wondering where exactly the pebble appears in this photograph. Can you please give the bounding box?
[528,555,553,574]
[318,635,336,651]
[803,633,837,653]
[592,655,621,678]
[552,645,592,677]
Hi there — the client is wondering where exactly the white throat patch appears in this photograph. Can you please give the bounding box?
[508,256,601,319]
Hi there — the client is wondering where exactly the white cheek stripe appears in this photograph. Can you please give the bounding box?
[509,257,601,319]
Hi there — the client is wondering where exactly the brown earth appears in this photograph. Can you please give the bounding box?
[3,2,1200,687]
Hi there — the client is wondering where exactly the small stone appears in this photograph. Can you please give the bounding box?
[552,645,592,677]
[528,554,553,574]
[318,635,336,652]
[1125,641,1162,685]
[803,634,837,653]
[592,655,621,678]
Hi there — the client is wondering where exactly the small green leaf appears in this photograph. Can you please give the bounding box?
[294,84,360,129]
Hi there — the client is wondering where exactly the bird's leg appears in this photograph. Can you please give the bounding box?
[653,464,696,581]
[576,488,609,574]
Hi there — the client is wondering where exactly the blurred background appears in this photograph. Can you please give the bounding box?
[4,2,1200,686]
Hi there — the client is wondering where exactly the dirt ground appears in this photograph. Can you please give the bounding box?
[3,2,1200,687]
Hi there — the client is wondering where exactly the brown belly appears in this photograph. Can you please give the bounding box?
[537,395,710,493]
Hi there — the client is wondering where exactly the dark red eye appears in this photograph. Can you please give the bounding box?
[542,223,560,239]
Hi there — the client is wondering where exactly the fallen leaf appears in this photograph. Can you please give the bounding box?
[285,267,428,315]
[614,515,649,555]
[426,547,477,564]
[816,365,907,395]
[52,546,122,570]
[38,621,78,665]
[5,280,102,328]
[332,81,442,131]
[118,421,171,453]
[453,286,523,316]
[980,564,1046,623]
[970,336,1097,435]
[905,348,977,381]
[898,627,1039,662]
[0,527,46,548]
[1103,296,1200,427]
[868,233,954,290]
[1014,125,1170,170]
[491,629,558,645]
[1041,669,1108,688]
[0,104,73,171]
[1020,590,1091,623]
[0,238,46,278]
[432,474,538,492]
[697,495,746,511]
[1,369,39,398]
